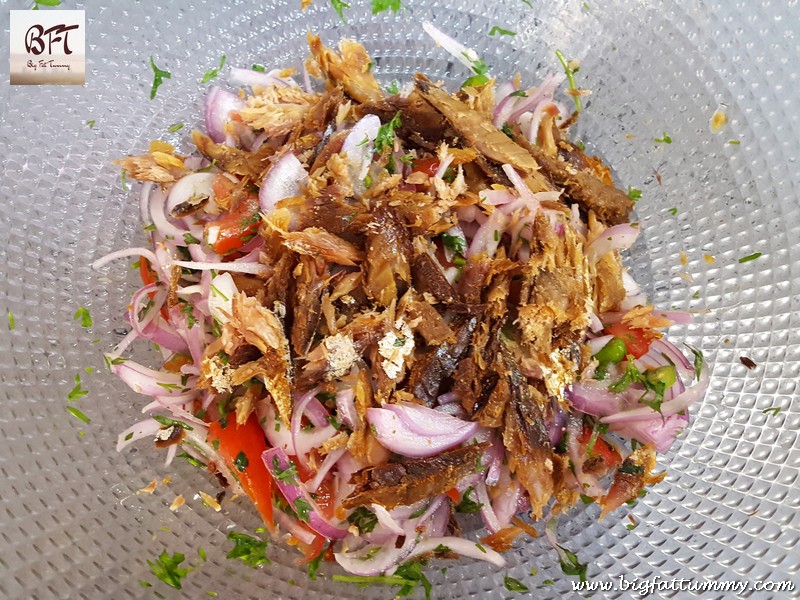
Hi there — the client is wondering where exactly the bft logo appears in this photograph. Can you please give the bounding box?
[10,10,85,85]
[25,23,80,56]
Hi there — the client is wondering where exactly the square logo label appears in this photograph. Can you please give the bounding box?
[9,10,85,85]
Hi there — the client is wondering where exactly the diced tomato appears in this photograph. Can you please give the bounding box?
[445,488,461,502]
[604,322,652,359]
[208,415,273,527]
[411,156,440,177]
[205,193,260,255]
[579,424,622,469]
[299,533,326,564]
[212,173,237,203]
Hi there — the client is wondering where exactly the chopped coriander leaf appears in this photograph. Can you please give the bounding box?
[433,544,451,554]
[409,503,428,518]
[530,566,538,576]
[394,561,432,600]
[519,0,532,5]
[293,498,312,522]
[198,548,208,562]
[455,486,484,513]
[501,123,514,137]
[441,232,466,256]
[149,57,171,100]
[475,542,487,553]
[67,379,88,402]
[206,592,218,598]
[272,455,299,483]
[576,140,586,151]
[728,139,741,145]
[555,49,581,113]
[177,452,206,469]
[201,54,227,84]
[558,545,588,582]
[147,550,189,589]
[668,207,678,216]
[504,576,529,592]
[509,90,528,97]
[307,547,325,580]
[347,506,379,534]
[32,0,61,8]
[371,0,401,14]
[210,284,229,301]
[489,26,516,36]
[543,579,555,585]
[152,415,193,431]
[7,311,15,330]
[399,153,414,164]
[654,132,673,144]
[375,111,403,153]
[226,532,271,568]
[627,186,642,201]
[139,580,152,587]
[74,306,92,328]
[738,252,762,263]
[67,406,91,423]
[579,493,595,504]
[385,80,400,95]
[121,169,129,191]
[251,64,266,72]
[167,123,184,133]
[234,451,249,472]
[762,406,781,417]
[86,120,96,129]
[330,0,350,22]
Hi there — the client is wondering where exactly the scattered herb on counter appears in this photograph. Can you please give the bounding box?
[149,57,172,99]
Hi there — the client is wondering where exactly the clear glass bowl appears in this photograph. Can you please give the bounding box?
[1,0,798,598]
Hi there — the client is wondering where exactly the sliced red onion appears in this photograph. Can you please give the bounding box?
[92,247,160,273]
[170,259,269,276]
[341,114,381,184]
[139,318,188,353]
[587,334,614,356]
[304,397,331,428]
[619,271,647,311]
[291,386,321,466]
[274,510,316,545]
[112,360,187,397]
[505,73,564,123]
[435,403,467,418]
[467,208,508,259]
[335,534,413,576]
[333,451,361,507]
[601,360,710,424]
[229,66,293,89]
[164,443,179,466]
[422,21,481,72]
[547,401,568,448]
[262,447,349,540]
[425,499,451,538]
[305,447,347,493]
[206,272,237,325]
[652,309,695,325]
[436,391,460,405]
[570,203,587,238]
[568,381,623,417]
[609,412,689,453]
[127,283,164,336]
[586,223,640,264]
[259,152,308,215]
[477,189,516,207]
[648,338,694,377]
[405,536,507,568]
[335,387,358,429]
[433,152,455,179]
[205,86,244,143]
[490,471,522,531]
[140,182,153,225]
[166,172,218,217]
[501,165,548,214]
[473,480,501,533]
[116,418,162,452]
[367,404,479,458]
[371,504,406,536]
[484,436,504,487]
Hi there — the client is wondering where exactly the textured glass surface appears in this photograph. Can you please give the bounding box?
[1,0,799,598]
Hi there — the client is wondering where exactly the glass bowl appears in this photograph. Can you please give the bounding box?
[1,0,798,598]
